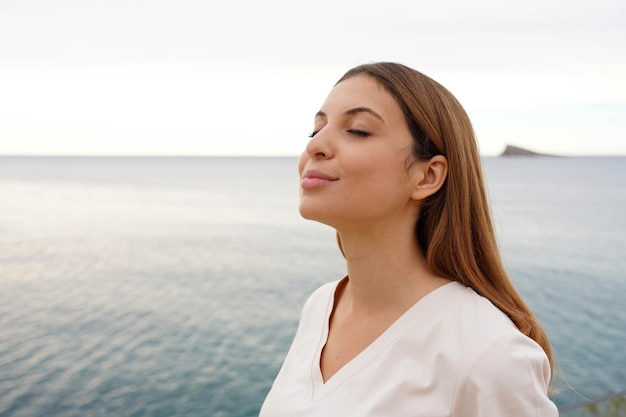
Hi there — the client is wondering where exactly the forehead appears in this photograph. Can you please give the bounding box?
[320,75,403,121]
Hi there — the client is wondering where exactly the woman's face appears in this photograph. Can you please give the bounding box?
[298,75,418,229]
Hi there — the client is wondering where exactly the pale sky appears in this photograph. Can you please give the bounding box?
[0,0,624,156]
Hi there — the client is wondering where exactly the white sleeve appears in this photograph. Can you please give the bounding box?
[452,330,558,417]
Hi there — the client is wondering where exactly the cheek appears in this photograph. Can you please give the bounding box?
[347,157,412,196]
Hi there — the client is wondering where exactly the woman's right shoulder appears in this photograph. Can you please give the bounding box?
[298,278,344,320]
[304,280,342,307]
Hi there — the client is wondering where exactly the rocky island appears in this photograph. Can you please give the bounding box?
[500,145,557,157]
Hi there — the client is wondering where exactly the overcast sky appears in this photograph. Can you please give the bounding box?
[0,0,624,156]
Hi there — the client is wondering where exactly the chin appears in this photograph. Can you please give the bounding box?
[298,203,334,225]
[298,205,318,221]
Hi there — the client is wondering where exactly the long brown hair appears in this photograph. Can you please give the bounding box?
[337,62,554,377]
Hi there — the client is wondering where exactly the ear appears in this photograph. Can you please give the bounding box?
[409,155,448,201]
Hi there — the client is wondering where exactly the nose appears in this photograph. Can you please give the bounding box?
[305,130,333,160]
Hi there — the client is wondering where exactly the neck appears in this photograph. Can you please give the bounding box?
[337,223,450,316]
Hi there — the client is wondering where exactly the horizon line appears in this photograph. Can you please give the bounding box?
[0,153,624,158]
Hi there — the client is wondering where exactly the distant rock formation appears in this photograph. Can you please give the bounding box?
[500,145,555,157]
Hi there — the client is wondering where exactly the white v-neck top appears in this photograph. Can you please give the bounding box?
[259,280,557,417]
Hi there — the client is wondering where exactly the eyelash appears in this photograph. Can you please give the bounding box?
[307,129,371,138]
[347,129,371,138]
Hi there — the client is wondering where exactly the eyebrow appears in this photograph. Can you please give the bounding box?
[315,107,385,123]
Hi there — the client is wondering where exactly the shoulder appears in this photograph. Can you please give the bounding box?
[277,279,342,356]
[440,283,530,349]
[446,285,557,416]
[301,279,341,311]
[451,329,556,416]
[296,278,343,325]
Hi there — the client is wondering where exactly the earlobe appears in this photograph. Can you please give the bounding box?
[410,155,448,201]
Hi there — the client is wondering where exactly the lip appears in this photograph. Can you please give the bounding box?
[301,169,338,189]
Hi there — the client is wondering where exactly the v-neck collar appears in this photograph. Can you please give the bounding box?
[309,278,464,402]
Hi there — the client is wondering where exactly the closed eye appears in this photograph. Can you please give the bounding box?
[347,129,371,138]
[308,130,318,138]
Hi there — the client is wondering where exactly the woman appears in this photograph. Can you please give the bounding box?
[260,62,558,416]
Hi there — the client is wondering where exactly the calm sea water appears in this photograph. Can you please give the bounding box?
[0,156,624,416]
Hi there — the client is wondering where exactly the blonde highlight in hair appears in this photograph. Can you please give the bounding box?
[336,62,554,379]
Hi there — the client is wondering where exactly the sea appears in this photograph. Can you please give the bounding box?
[0,156,624,417]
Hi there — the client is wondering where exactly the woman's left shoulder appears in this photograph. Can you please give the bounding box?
[445,284,530,345]
[451,285,552,382]
[448,286,557,416]
[451,329,557,416]
[462,325,553,386]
